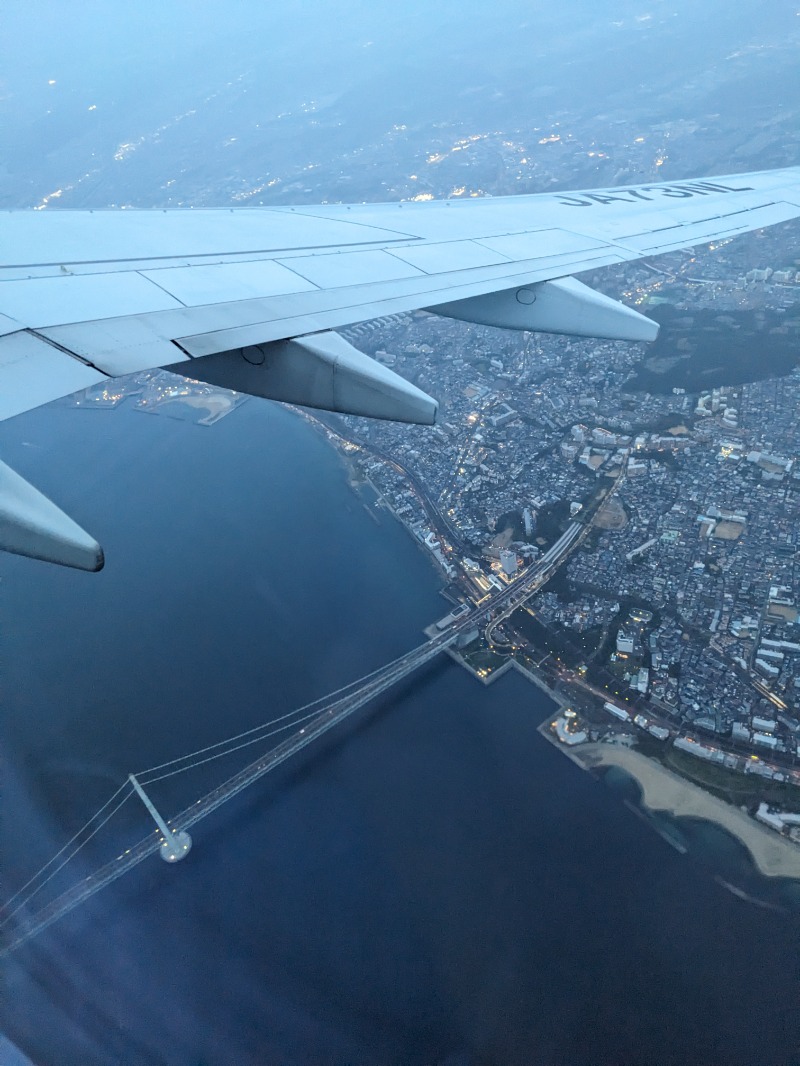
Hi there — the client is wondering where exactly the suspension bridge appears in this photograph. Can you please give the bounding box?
[1,514,588,957]
[0,625,463,957]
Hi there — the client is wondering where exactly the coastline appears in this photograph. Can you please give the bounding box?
[569,742,800,880]
[316,407,800,886]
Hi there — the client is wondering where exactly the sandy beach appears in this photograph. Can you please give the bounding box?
[574,742,800,880]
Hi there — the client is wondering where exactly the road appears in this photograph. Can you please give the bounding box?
[310,413,472,557]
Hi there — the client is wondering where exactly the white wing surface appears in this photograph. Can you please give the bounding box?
[1,166,799,569]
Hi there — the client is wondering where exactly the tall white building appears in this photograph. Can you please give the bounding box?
[499,549,518,576]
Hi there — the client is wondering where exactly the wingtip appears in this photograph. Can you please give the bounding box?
[84,543,105,573]
[0,459,105,572]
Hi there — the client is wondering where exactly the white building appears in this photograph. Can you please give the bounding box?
[499,549,518,576]
[604,702,630,722]
[616,632,635,654]
[752,716,777,733]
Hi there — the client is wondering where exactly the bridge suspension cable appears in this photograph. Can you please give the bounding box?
[133,641,431,785]
[0,784,134,929]
[2,500,581,948]
[2,678,388,926]
[2,503,588,954]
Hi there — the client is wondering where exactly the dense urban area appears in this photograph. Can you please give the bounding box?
[333,231,800,835]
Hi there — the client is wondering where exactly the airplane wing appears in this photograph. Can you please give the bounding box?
[1,166,799,570]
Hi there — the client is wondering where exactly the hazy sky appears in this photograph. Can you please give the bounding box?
[1,1,798,207]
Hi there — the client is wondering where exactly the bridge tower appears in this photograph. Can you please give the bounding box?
[128,774,192,863]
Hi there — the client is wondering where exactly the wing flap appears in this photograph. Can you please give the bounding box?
[389,240,511,272]
[276,248,425,287]
[140,259,317,305]
[0,272,184,328]
[174,245,628,357]
[35,242,628,371]
[34,318,190,376]
[476,228,608,260]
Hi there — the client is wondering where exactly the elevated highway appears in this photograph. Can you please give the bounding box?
[484,521,584,646]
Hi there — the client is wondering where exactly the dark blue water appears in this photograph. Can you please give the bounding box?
[2,396,799,1066]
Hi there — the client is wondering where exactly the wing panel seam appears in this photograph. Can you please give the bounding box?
[1,236,421,272]
[614,201,780,242]
[134,270,189,308]
[26,329,111,376]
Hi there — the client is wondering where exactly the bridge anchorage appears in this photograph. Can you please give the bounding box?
[128,774,191,863]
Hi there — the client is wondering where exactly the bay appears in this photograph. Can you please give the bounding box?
[1,394,799,1066]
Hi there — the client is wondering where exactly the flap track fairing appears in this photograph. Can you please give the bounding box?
[426,277,659,343]
[171,330,438,425]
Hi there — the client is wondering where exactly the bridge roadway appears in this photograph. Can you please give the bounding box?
[0,628,461,957]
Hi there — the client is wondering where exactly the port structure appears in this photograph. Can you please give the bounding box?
[128,774,192,862]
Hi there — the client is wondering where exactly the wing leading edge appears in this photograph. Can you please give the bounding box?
[1,166,799,569]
